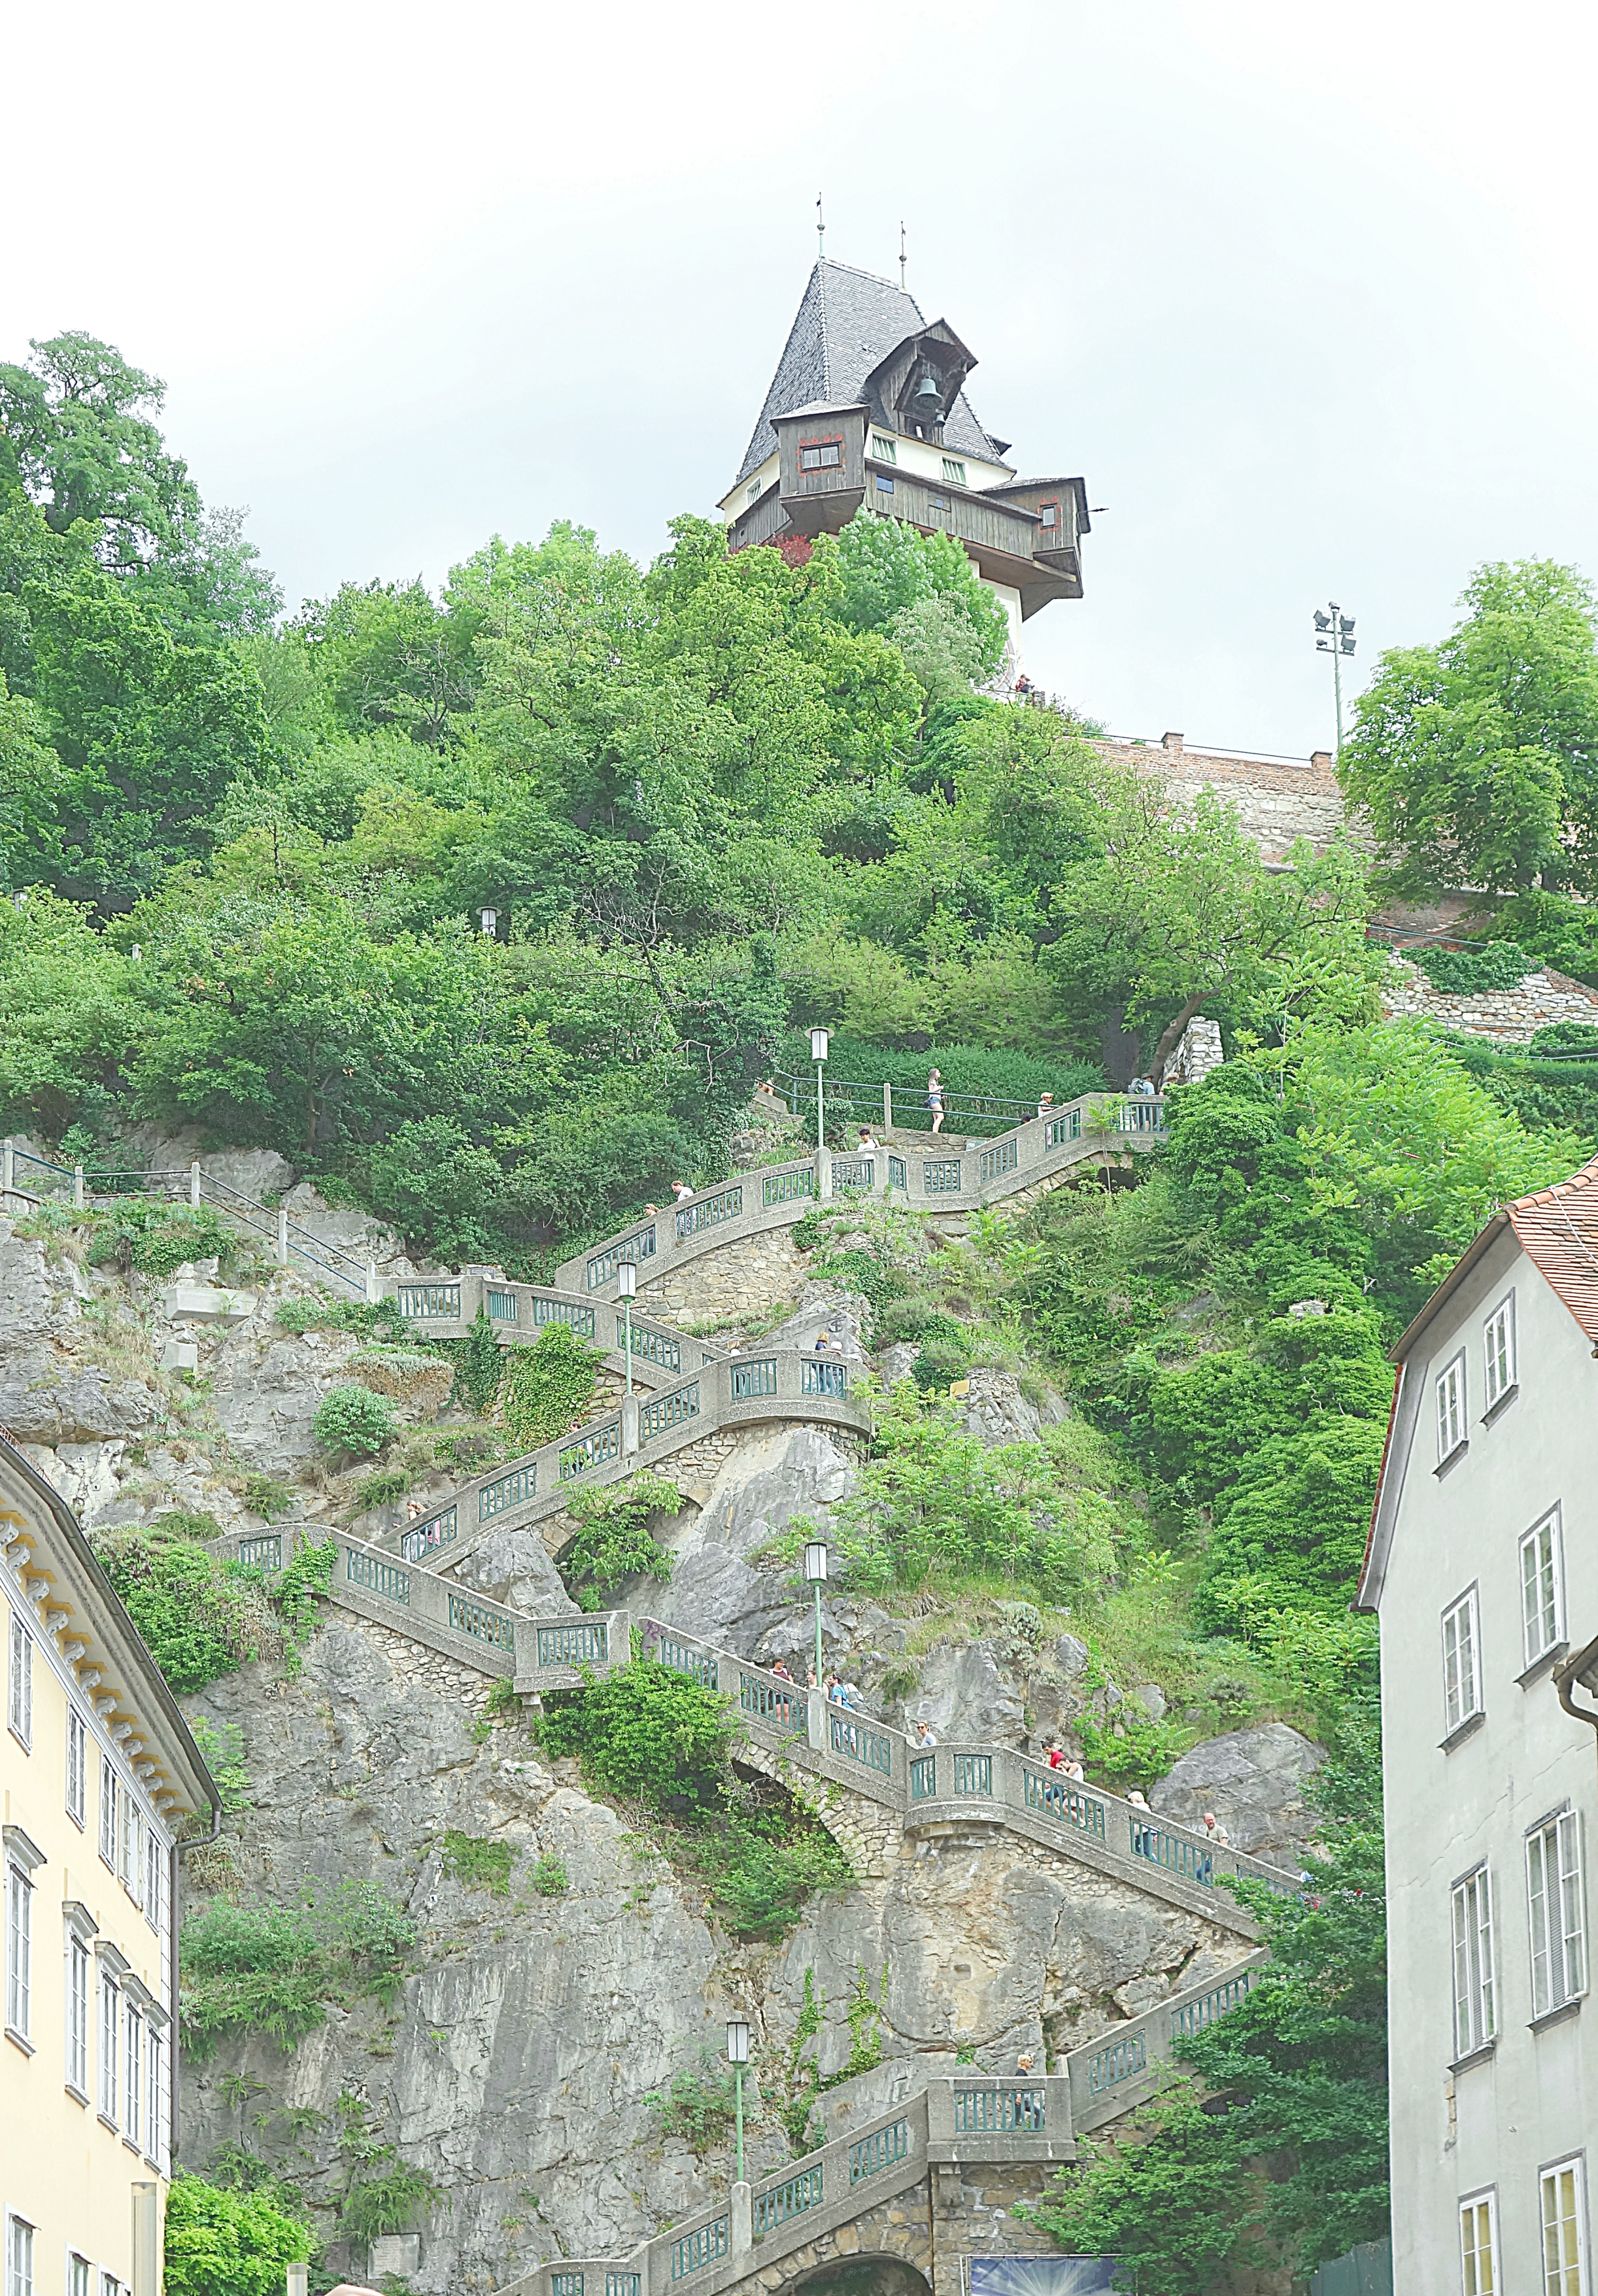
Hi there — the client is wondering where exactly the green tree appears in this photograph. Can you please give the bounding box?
[0,332,200,568]
[832,509,1010,677]
[1341,558,1598,894]
[163,2174,312,2296]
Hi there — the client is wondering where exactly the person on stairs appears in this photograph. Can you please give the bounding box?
[926,1071,945,1133]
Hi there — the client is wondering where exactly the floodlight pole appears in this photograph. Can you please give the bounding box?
[804,1540,829,1687]
[1313,600,1357,759]
[810,1027,830,1153]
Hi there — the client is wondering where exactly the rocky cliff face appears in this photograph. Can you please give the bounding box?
[0,1205,1324,2293]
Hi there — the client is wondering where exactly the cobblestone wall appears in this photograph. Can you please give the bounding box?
[332,1608,498,1713]
[1381,955,1598,1044]
[641,1229,811,1322]
[755,2182,933,2295]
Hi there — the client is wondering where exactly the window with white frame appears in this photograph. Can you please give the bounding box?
[1452,1864,1496,2055]
[124,2004,142,2149]
[99,2276,123,2296]
[68,2257,90,2296]
[67,1926,90,2095]
[148,2025,163,2160]
[99,1757,116,1870]
[6,2218,33,2296]
[1460,2191,1499,2295]
[7,1610,30,1747]
[98,1970,118,2123]
[1540,2158,1588,2296]
[67,1706,86,1826]
[121,1798,141,1904]
[1443,1589,1483,1734]
[1437,1352,1467,1462]
[941,456,966,486]
[871,434,897,463]
[1484,1294,1516,1409]
[1527,1809,1587,2017]
[5,1859,32,2040]
[145,1828,162,1930]
[1522,1511,1565,1669]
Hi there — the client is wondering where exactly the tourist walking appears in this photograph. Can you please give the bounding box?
[926,1071,945,1133]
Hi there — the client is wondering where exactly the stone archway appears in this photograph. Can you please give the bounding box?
[779,2253,934,2296]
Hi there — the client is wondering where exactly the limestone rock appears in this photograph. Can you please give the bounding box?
[346,1344,452,1418]
[910,1639,1026,1745]
[455,1528,577,1616]
[1150,1721,1325,1862]
[959,1369,1066,1447]
[0,1223,83,1346]
[20,1438,127,1524]
[201,1146,297,1199]
[0,1346,160,1443]
[878,1341,920,1386]
[209,1328,360,1472]
[645,1422,857,1656]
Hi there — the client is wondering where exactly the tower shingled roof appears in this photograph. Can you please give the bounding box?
[734,259,1007,487]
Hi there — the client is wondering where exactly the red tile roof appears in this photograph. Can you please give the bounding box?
[1504,1152,1598,1346]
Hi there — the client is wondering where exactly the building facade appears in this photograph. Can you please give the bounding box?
[2,1434,216,2296]
[720,257,1090,651]
[1360,1162,1598,2295]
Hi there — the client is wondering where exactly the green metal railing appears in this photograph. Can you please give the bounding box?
[1086,2031,1146,2094]
[1170,1969,1260,2038]
[237,1534,282,1569]
[401,1505,458,1562]
[802,1360,848,1397]
[831,1156,874,1190]
[535,1297,596,1335]
[488,1288,518,1321]
[849,2118,910,2184]
[619,1320,681,1373]
[763,1165,814,1206]
[731,1357,779,1399]
[910,1753,937,1800]
[740,1670,806,1734]
[953,1753,993,1796]
[449,1595,516,1651]
[676,1186,742,1237]
[537,1621,609,1668]
[670,2219,728,2280]
[658,1636,719,1690]
[1023,1766,1106,1839]
[560,1422,622,1479]
[888,1155,907,1190]
[347,1549,410,1603]
[639,1382,700,1442]
[923,1159,962,1193]
[978,1139,1018,1182]
[1045,1112,1082,1148]
[753,2165,823,2235]
[606,2276,640,2296]
[396,1284,461,1319]
[479,1465,536,1519]
[1129,1819,1212,1883]
[586,1229,657,1290]
[829,1711,893,1775]
[953,2087,1045,2133]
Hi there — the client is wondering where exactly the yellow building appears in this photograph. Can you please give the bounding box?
[2,1433,216,2296]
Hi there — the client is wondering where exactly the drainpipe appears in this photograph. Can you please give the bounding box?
[1554,1632,1598,1766]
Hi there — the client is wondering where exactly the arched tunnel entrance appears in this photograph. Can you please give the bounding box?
[780,2258,933,2296]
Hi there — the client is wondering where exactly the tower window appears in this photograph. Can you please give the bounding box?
[746,479,762,503]
[1040,500,1060,530]
[871,435,897,464]
[798,441,842,473]
[941,458,966,487]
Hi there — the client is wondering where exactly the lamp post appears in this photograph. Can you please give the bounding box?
[617,1257,636,1397]
[1312,602,1357,757]
[286,2267,309,2296]
[809,1027,830,1152]
[726,2015,750,2182]
[804,1539,828,1688]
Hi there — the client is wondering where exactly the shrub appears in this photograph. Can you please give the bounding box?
[1414,939,1535,994]
[313,1383,398,1458]
[188,1716,252,1815]
[452,1306,505,1415]
[91,1521,270,1693]
[163,2172,312,2296]
[532,1853,568,1896]
[500,1321,602,1447]
[696,1813,853,1940]
[874,1297,966,1351]
[439,1831,513,1896]
[645,2049,741,2151]
[269,1534,336,1658]
[342,2165,437,2244]
[180,1881,416,2056]
[912,1335,970,1391]
[87,1199,240,1279]
[560,1473,682,1609]
[538,1659,734,1813]
[242,1473,294,1520]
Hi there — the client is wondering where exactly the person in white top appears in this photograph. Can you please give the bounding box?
[671,1180,695,1203]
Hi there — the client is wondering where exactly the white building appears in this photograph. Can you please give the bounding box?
[1360,1157,1598,2296]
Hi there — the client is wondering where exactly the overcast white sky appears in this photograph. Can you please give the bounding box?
[7,0,1595,756]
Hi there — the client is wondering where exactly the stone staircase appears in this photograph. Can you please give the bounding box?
[489,1951,1271,2296]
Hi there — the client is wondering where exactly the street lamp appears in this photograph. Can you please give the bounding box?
[1312,602,1357,757]
[726,2015,750,2182]
[617,1256,636,1397]
[286,2267,309,2296]
[809,1027,830,1152]
[803,1540,828,1687]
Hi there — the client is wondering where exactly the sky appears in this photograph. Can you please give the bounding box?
[7,0,1597,757]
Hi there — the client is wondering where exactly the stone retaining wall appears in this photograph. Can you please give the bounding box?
[641,1228,812,1323]
[1101,733,1359,863]
[1381,956,1598,1044]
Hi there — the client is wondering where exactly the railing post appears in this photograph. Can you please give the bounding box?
[276,1208,289,1265]
[622,1394,639,1456]
[73,1163,85,1210]
[3,1137,13,1195]
[807,1686,826,1750]
[188,1159,201,1208]
[817,1145,832,1201]
[366,1256,381,1304]
[883,1080,893,1135]
[730,2183,752,2259]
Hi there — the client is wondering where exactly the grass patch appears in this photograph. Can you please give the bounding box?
[438,1832,513,1896]
[180,1882,416,2059]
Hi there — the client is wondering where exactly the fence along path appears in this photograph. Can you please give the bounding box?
[489,1950,1273,2296]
